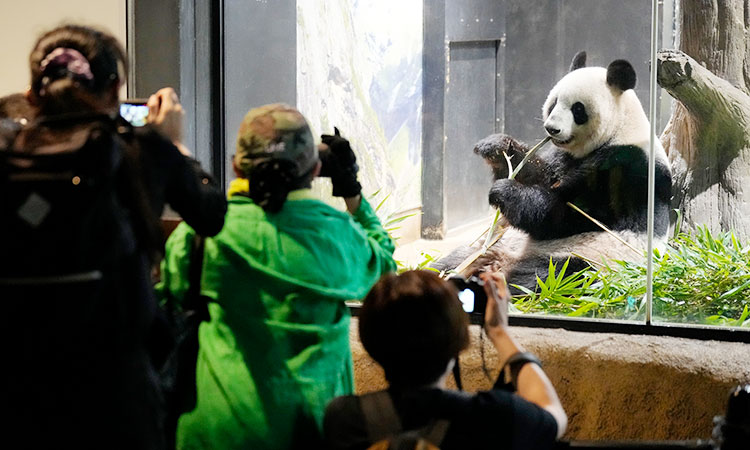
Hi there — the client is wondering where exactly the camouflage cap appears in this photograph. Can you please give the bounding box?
[234,103,318,177]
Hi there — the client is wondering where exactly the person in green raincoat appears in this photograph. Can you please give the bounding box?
[158,103,397,450]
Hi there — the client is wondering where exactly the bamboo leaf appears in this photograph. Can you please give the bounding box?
[718,279,750,300]
[375,193,391,212]
[568,302,599,317]
[384,212,417,227]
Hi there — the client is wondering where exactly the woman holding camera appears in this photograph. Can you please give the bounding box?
[1,24,226,450]
[158,103,397,449]
[324,270,567,450]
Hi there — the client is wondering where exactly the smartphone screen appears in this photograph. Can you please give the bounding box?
[120,100,149,127]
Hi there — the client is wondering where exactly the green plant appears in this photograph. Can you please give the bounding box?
[511,226,750,328]
[394,250,443,274]
[370,190,418,242]
[369,189,428,273]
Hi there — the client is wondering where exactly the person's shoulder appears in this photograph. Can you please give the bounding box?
[413,387,517,421]
[389,388,482,421]
[324,394,363,432]
[478,388,559,437]
[284,198,351,221]
[165,220,198,249]
[323,395,368,450]
[325,394,360,418]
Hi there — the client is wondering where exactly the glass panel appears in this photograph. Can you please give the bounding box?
[414,0,658,324]
[290,1,748,331]
[651,0,750,329]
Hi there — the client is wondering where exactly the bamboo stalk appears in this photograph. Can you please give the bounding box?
[454,228,507,277]
[469,224,493,247]
[566,202,643,255]
[510,136,551,179]
[481,209,502,250]
[570,251,605,269]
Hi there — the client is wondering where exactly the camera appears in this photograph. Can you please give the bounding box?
[119,99,149,127]
[448,275,488,324]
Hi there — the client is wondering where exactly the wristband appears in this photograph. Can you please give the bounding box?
[496,352,543,392]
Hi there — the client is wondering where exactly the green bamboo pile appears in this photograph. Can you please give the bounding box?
[512,226,750,328]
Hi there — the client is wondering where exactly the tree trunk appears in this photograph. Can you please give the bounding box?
[657,0,750,239]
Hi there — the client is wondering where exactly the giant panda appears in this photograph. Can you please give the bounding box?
[435,52,672,292]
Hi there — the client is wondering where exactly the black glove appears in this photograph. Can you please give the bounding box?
[319,127,362,197]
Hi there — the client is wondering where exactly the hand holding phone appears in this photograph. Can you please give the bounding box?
[480,272,510,330]
[147,87,184,145]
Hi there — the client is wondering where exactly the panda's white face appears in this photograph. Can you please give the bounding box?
[542,67,619,158]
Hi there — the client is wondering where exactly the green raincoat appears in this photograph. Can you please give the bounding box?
[158,190,396,450]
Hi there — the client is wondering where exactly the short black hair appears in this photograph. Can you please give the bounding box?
[359,270,470,388]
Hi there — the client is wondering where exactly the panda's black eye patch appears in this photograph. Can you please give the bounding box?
[547,99,557,116]
[571,101,588,125]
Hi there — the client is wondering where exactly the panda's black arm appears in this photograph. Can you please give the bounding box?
[489,179,593,239]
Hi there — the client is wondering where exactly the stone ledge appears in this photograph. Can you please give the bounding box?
[349,319,750,441]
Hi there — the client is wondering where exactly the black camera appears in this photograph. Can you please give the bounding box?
[448,275,488,324]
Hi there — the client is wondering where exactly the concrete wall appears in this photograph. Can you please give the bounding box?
[350,319,750,441]
[0,0,126,97]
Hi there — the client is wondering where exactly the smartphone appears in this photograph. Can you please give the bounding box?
[119,99,149,127]
[448,275,488,324]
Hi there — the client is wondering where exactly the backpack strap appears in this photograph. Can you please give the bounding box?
[360,390,403,443]
[360,391,452,448]
[421,419,451,447]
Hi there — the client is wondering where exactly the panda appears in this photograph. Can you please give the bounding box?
[435,51,672,292]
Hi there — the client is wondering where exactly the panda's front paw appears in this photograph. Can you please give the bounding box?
[489,178,517,209]
[474,134,527,170]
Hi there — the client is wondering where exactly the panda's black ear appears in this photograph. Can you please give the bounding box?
[606,59,637,92]
[569,51,587,72]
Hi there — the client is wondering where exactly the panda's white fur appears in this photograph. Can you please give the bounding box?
[543,67,654,158]
[434,52,673,291]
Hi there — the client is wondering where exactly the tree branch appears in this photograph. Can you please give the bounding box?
[657,49,750,129]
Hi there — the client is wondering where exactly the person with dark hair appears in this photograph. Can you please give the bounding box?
[25,24,225,240]
[158,103,397,449]
[324,270,567,450]
[0,24,226,450]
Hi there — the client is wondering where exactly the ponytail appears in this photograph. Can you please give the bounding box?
[247,159,317,213]
[247,159,297,213]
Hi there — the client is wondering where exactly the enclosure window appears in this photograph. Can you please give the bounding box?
[132,0,748,336]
